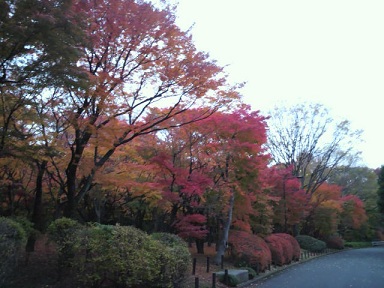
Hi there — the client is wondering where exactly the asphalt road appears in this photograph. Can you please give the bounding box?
[247,247,384,288]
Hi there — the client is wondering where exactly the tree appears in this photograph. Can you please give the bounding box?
[377,166,384,215]
[328,166,379,239]
[266,102,362,194]
[41,0,240,218]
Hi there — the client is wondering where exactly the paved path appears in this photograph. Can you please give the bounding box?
[245,247,384,288]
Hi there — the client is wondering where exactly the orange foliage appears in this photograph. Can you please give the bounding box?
[228,230,271,271]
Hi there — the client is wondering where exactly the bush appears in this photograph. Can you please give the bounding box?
[344,241,371,248]
[326,235,344,250]
[238,267,258,279]
[150,233,191,287]
[275,233,301,261]
[47,217,82,270]
[229,230,271,272]
[295,235,326,252]
[49,223,191,288]
[265,234,291,265]
[0,217,27,285]
[217,273,240,287]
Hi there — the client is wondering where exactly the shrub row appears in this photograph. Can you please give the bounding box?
[228,230,272,272]
[265,233,300,266]
[295,235,326,252]
[47,218,191,288]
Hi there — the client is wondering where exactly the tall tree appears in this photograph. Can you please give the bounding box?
[42,0,240,218]
[266,102,362,194]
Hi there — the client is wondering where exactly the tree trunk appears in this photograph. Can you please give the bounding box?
[195,238,205,254]
[214,189,235,265]
[26,160,47,254]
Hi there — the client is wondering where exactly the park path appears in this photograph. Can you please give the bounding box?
[244,247,384,288]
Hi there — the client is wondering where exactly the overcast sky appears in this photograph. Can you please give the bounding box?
[173,0,384,169]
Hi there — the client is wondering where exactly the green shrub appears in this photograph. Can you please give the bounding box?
[217,273,240,287]
[238,267,258,279]
[150,233,191,287]
[344,241,371,248]
[295,235,326,252]
[47,217,82,270]
[0,217,27,284]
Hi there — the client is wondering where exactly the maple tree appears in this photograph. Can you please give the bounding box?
[37,0,241,218]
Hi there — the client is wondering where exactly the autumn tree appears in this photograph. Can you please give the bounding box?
[40,0,240,218]
[328,166,379,239]
[266,102,362,195]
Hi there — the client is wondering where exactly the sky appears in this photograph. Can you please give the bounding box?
[172,0,384,169]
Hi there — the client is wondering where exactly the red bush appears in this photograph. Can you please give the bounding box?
[228,230,271,272]
[265,234,286,266]
[326,235,344,249]
[275,233,301,261]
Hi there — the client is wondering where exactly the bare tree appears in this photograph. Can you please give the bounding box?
[266,102,362,194]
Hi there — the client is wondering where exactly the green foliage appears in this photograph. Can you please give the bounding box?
[344,241,371,248]
[48,223,192,288]
[295,235,326,252]
[150,233,191,287]
[0,217,27,285]
[47,217,82,269]
[238,267,258,279]
[217,273,240,287]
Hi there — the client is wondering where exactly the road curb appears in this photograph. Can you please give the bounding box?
[237,249,345,287]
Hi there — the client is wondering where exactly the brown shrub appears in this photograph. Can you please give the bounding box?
[228,230,271,272]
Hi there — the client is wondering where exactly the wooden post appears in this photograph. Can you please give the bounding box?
[206,256,210,273]
[195,277,199,288]
[224,269,229,286]
[192,258,196,275]
[212,273,216,288]
[221,255,224,269]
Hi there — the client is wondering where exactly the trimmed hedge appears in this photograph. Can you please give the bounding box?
[326,235,345,250]
[47,219,191,287]
[264,233,301,265]
[264,234,288,265]
[228,230,272,272]
[275,233,301,261]
[295,235,326,252]
[0,217,28,285]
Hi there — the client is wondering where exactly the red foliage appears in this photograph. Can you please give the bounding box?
[265,233,299,265]
[174,214,208,240]
[274,233,301,261]
[264,234,287,266]
[228,230,271,271]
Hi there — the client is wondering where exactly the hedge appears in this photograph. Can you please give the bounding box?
[295,235,326,252]
[228,230,272,272]
[47,219,191,287]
